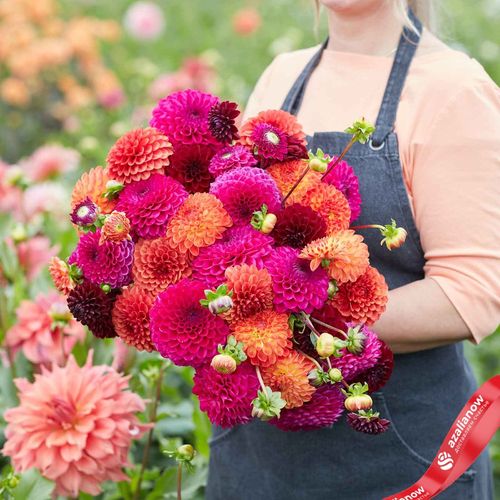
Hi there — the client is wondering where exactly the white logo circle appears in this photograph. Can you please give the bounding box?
[437,451,454,470]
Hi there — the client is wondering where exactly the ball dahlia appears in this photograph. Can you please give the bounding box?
[71,166,117,214]
[192,226,273,288]
[166,192,232,256]
[99,211,131,244]
[209,167,281,225]
[193,362,259,428]
[2,354,149,497]
[231,309,292,368]
[112,286,155,352]
[332,266,388,324]
[116,173,188,240]
[300,230,369,284]
[49,256,74,295]
[346,412,390,434]
[353,339,394,392]
[209,145,257,177]
[265,247,329,314]
[74,230,134,288]
[208,100,240,144]
[106,128,173,184]
[150,279,230,366]
[250,123,288,161]
[150,89,219,145]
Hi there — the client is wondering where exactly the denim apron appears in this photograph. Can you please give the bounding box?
[206,12,494,500]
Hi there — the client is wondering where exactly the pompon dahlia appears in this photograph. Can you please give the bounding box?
[49,256,74,294]
[99,211,131,244]
[231,309,292,368]
[168,144,215,193]
[71,166,117,214]
[273,203,327,248]
[166,193,232,256]
[67,282,118,338]
[150,89,219,145]
[332,266,388,324]
[192,226,273,288]
[302,183,351,235]
[261,351,315,409]
[193,362,259,428]
[106,128,173,184]
[132,237,192,294]
[112,286,155,352]
[2,354,149,497]
[250,123,288,161]
[300,230,369,284]
[346,412,390,434]
[209,167,281,225]
[353,339,394,392]
[270,384,344,431]
[74,230,133,288]
[223,264,273,322]
[150,279,230,366]
[115,173,188,240]
[266,247,329,314]
[208,145,257,177]
[208,100,240,143]
[323,159,362,222]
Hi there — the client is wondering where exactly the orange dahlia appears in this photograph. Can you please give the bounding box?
[332,265,388,325]
[223,264,273,322]
[166,193,232,256]
[106,128,173,184]
[99,211,131,244]
[231,310,292,368]
[71,166,116,214]
[302,183,351,234]
[133,237,192,294]
[300,230,369,284]
[49,256,73,295]
[261,351,316,409]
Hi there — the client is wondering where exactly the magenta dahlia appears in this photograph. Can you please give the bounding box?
[193,361,259,428]
[352,339,394,392]
[192,226,273,288]
[150,89,219,145]
[150,279,230,366]
[208,100,240,144]
[208,145,257,177]
[70,197,98,227]
[265,247,329,314]
[115,173,188,239]
[209,167,281,224]
[168,144,215,193]
[251,123,288,161]
[270,384,344,431]
[74,230,133,288]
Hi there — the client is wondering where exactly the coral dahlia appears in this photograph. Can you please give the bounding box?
[99,211,131,244]
[49,256,75,295]
[71,166,117,214]
[209,145,257,177]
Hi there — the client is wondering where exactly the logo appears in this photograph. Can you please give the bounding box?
[437,451,454,470]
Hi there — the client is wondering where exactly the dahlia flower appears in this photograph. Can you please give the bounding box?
[150,89,219,145]
[99,211,131,244]
[106,128,173,184]
[49,256,75,295]
[22,145,79,182]
[116,173,188,240]
[353,339,394,392]
[266,247,329,314]
[209,167,281,225]
[70,197,98,227]
[250,123,288,161]
[150,279,230,366]
[166,193,232,256]
[208,100,240,143]
[71,166,117,214]
[23,182,68,221]
[74,230,133,288]
[346,412,390,434]
[17,236,59,282]
[2,354,149,497]
[5,292,85,366]
[193,362,259,428]
[332,266,388,324]
[123,1,166,41]
[209,145,257,177]
[191,226,273,288]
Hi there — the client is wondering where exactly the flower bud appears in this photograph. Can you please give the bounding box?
[208,295,233,315]
[379,219,407,250]
[101,283,112,294]
[316,332,335,358]
[177,444,195,461]
[8,476,19,489]
[327,280,338,299]
[261,213,277,234]
[211,353,237,374]
[70,197,99,227]
[344,394,373,412]
[308,157,327,173]
[328,368,343,382]
[11,223,27,243]
[307,369,324,387]
[252,406,265,419]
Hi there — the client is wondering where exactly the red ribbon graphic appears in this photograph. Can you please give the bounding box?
[384,374,500,500]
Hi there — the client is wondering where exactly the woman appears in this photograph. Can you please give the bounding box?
[206,1,499,499]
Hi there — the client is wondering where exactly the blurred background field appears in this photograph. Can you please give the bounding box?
[0,0,498,498]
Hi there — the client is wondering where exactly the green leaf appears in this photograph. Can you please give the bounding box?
[12,469,53,500]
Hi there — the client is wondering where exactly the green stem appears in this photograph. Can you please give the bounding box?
[296,349,323,371]
[281,163,310,207]
[321,137,357,181]
[350,224,384,231]
[326,357,333,371]
[310,317,348,339]
[177,462,182,500]
[255,366,267,392]
[300,312,320,338]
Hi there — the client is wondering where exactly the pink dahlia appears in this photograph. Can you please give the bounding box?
[193,362,259,428]
[208,145,257,177]
[192,226,273,288]
[150,279,230,366]
[22,145,79,182]
[251,123,288,161]
[115,173,188,239]
[5,292,85,366]
[2,354,149,497]
[123,1,165,41]
[150,89,219,146]
[265,247,329,314]
[323,159,362,222]
[15,236,59,282]
[209,167,281,224]
[74,230,133,288]
[270,384,344,431]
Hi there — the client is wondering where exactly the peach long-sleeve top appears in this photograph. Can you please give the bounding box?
[243,39,500,344]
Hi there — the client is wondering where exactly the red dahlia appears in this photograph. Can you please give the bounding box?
[168,144,215,193]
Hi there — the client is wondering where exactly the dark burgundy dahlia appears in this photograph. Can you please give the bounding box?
[208,100,240,144]
[346,412,390,434]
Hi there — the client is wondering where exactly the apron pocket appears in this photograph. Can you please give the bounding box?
[208,423,240,447]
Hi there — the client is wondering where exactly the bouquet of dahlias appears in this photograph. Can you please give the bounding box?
[53,89,407,434]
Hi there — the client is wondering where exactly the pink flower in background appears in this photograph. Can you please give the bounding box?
[16,236,59,281]
[98,88,125,109]
[2,353,149,497]
[4,292,85,366]
[22,145,80,182]
[232,8,262,36]
[22,182,68,220]
[0,162,24,218]
[124,2,165,41]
